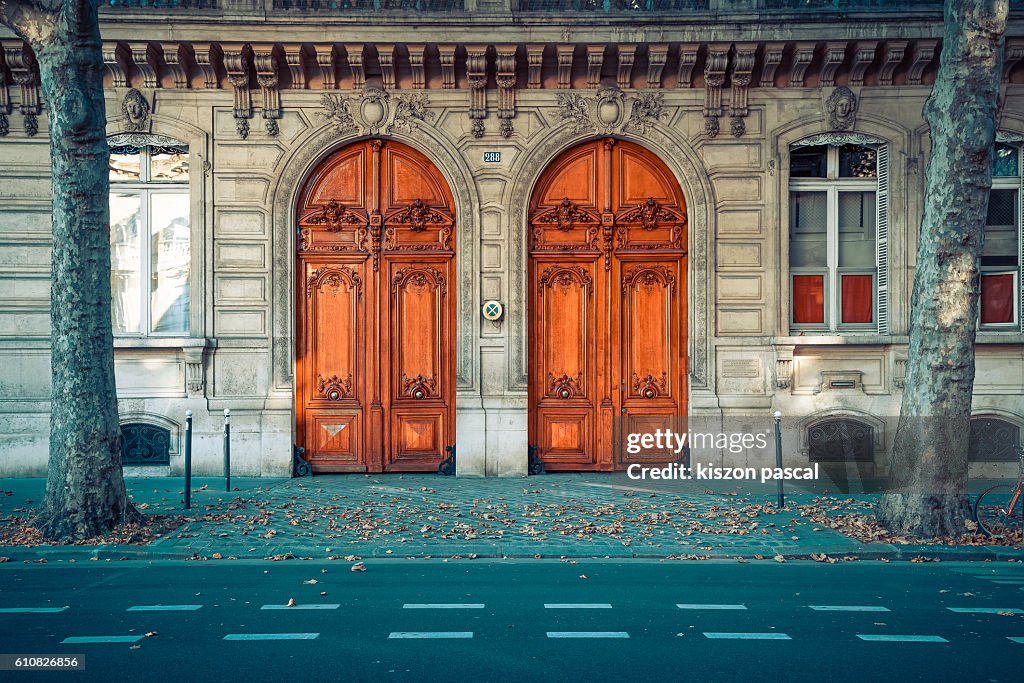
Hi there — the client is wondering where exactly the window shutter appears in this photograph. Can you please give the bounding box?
[875,143,890,335]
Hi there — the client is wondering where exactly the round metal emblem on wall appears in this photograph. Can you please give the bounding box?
[482,300,504,321]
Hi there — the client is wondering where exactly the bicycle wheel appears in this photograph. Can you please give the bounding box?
[973,484,1018,538]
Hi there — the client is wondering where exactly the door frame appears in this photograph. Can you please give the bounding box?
[270,129,481,473]
[525,137,692,470]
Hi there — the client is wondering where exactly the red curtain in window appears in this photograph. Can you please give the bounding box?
[841,274,873,324]
[793,275,825,324]
[981,273,1014,324]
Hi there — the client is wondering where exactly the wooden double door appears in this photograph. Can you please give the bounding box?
[296,140,456,473]
[529,139,688,471]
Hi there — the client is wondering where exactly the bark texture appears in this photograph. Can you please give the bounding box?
[877,0,1008,537]
[1,0,141,539]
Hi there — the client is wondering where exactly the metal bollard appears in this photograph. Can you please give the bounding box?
[184,410,193,510]
[223,408,231,493]
[774,411,784,509]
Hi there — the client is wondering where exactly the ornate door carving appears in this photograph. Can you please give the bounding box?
[529,139,687,470]
[297,140,456,472]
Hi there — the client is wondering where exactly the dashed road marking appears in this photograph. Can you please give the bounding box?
[402,604,485,609]
[62,635,144,644]
[856,635,948,643]
[544,603,612,609]
[703,632,791,640]
[990,580,1024,585]
[261,604,340,610]
[546,632,629,638]
[947,607,1023,615]
[677,604,747,610]
[224,633,320,640]
[128,605,203,611]
[1008,637,1024,644]
[0,607,68,613]
[809,605,890,612]
[388,632,473,639]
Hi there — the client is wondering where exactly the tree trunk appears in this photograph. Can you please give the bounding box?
[877,0,1008,537]
[1,0,141,539]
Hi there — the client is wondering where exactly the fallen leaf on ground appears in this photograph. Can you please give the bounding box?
[286,598,296,607]
[351,562,366,572]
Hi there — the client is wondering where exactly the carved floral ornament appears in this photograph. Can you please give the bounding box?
[403,373,437,400]
[316,86,435,137]
[632,372,668,399]
[317,373,353,400]
[392,266,447,295]
[306,266,363,298]
[537,265,593,297]
[533,198,597,232]
[548,372,584,399]
[556,86,665,136]
[621,265,677,294]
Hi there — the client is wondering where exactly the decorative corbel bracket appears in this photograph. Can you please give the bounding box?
[677,43,700,88]
[496,45,516,138]
[877,41,908,86]
[345,44,365,90]
[702,46,728,138]
[556,44,574,89]
[616,44,635,89]
[439,45,456,89]
[192,43,222,90]
[646,44,668,88]
[223,45,252,139]
[103,41,129,89]
[789,41,817,88]
[161,43,189,89]
[586,44,604,89]
[819,41,848,88]
[3,42,40,136]
[184,346,207,397]
[729,44,756,137]
[775,346,795,390]
[849,41,878,87]
[377,44,396,91]
[314,43,336,90]
[759,42,785,88]
[527,44,544,89]
[283,44,306,90]
[467,46,488,138]
[408,44,426,89]
[128,42,159,89]
[907,39,937,86]
[253,45,282,136]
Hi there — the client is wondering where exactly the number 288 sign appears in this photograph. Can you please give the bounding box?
[483,152,501,163]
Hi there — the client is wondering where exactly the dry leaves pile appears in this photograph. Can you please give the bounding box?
[797,497,1024,547]
[0,514,183,547]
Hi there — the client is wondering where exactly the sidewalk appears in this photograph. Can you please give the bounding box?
[1,473,1022,562]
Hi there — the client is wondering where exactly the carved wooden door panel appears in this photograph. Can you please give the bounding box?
[529,139,687,470]
[297,140,456,473]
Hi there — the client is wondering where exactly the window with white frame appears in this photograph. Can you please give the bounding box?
[981,139,1023,331]
[788,136,889,334]
[108,134,191,336]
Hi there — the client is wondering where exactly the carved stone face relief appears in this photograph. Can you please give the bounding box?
[122,88,150,132]
[826,86,857,131]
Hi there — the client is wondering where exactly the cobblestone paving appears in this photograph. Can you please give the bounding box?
[153,474,856,559]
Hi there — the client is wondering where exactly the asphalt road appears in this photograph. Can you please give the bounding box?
[1,559,1023,682]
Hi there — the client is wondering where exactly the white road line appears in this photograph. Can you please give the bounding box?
[127,605,203,612]
[261,604,340,610]
[546,632,629,639]
[544,603,612,609]
[947,607,1023,614]
[809,605,890,612]
[0,607,68,613]
[62,636,143,644]
[703,632,791,640]
[856,635,948,643]
[990,580,1024,585]
[388,632,473,639]
[224,633,320,640]
[1008,637,1024,644]
[402,604,485,609]
[677,604,747,610]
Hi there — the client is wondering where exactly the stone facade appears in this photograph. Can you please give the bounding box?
[1,0,1023,478]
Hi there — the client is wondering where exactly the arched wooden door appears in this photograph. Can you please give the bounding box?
[296,140,456,473]
[529,139,688,471]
